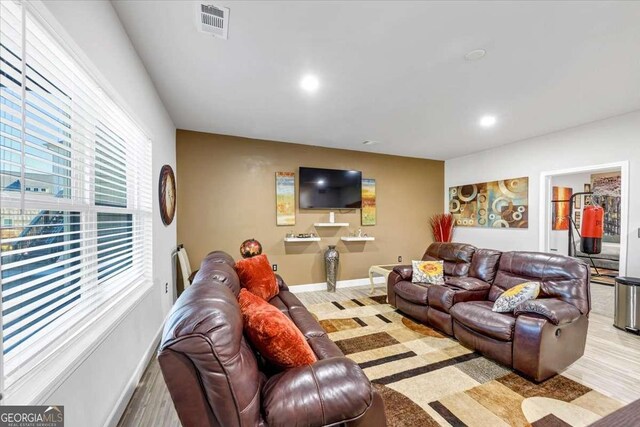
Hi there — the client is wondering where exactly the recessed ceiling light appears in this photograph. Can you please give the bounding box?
[317,179,325,185]
[465,49,486,61]
[479,115,497,128]
[362,140,379,146]
[300,74,320,92]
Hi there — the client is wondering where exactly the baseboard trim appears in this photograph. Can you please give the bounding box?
[103,322,164,427]
[289,276,385,294]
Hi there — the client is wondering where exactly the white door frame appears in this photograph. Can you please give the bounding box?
[539,161,629,276]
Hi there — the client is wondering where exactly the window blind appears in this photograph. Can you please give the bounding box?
[0,0,153,390]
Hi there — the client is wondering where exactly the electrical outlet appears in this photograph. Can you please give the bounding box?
[165,282,168,293]
[272,264,278,272]
[397,256,402,263]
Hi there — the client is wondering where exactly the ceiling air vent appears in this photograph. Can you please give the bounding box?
[196,3,229,39]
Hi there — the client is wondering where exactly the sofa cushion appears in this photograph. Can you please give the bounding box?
[469,248,502,283]
[394,281,430,305]
[451,301,516,341]
[192,260,241,296]
[490,251,590,314]
[235,254,279,301]
[239,289,317,369]
[422,242,476,277]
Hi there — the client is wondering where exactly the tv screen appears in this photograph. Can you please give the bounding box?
[299,167,362,209]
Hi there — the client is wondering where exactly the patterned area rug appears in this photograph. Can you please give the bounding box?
[307,294,623,427]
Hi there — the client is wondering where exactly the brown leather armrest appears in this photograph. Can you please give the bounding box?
[262,357,373,427]
[392,265,413,281]
[514,299,581,325]
[444,276,490,291]
[275,274,289,291]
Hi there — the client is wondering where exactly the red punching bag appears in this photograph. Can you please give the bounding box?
[581,205,604,254]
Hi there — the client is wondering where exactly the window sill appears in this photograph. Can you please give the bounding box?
[2,280,156,405]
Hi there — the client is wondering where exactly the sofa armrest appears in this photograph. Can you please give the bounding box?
[514,299,581,325]
[392,265,413,281]
[275,274,289,291]
[262,357,373,427]
[444,276,490,291]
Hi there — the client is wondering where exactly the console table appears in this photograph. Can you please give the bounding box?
[368,264,401,294]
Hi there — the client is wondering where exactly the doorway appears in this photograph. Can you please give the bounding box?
[539,161,629,318]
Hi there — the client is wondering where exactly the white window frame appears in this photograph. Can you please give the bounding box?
[0,0,155,404]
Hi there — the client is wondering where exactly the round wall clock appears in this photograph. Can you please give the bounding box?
[159,164,176,225]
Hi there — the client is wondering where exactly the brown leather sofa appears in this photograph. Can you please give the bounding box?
[159,250,387,427]
[387,242,590,382]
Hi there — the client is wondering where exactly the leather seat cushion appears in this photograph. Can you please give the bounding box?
[394,281,429,305]
[450,301,516,341]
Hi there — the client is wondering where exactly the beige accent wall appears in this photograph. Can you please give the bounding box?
[176,130,444,286]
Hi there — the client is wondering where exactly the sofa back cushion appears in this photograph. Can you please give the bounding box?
[159,261,263,427]
[469,248,502,283]
[422,242,476,277]
[490,251,590,314]
[192,250,241,296]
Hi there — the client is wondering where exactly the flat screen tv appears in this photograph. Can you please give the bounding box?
[299,167,362,209]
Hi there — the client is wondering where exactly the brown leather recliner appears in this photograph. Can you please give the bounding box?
[159,250,387,427]
[387,243,591,382]
[387,242,477,326]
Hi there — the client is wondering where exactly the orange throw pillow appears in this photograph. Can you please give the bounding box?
[238,289,317,369]
[235,254,279,301]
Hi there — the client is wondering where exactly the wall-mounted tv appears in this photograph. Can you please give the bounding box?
[299,167,362,209]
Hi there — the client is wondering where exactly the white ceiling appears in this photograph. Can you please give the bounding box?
[112,1,640,160]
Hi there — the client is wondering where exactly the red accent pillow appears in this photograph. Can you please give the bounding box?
[238,289,317,369]
[235,254,279,301]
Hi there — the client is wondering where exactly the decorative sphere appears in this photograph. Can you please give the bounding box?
[240,239,263,258]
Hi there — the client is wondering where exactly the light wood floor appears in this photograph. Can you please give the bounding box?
[117,284,640,426]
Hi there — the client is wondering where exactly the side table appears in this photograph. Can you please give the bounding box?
[368,264,401,294]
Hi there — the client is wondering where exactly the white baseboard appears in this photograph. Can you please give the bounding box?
[103,322,164,427]
[289,276,386,294]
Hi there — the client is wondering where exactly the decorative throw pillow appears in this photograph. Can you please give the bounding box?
[235,254,279,301]
[411,260,444,285]
[238,289,317,369]
[492,281,541,313]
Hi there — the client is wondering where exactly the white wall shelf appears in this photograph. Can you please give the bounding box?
[314,222,349,227]
[341,236,375,242]
[284,237,321,242]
